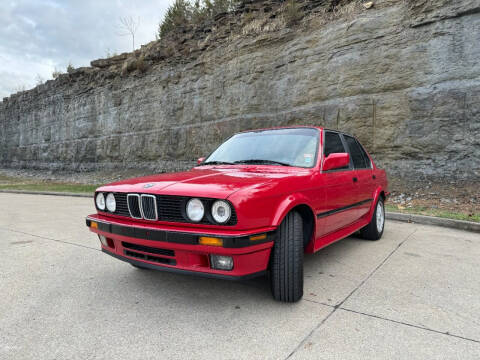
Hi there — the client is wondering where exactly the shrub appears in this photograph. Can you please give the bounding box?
[158,0,242,38]
[158,0,192,39]
[284,0,302,25]
[136,56,147,73]
[52,67,62,79]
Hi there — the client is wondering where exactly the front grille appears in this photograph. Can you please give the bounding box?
[103,192,237,226]
[122,242,175,257]
[113,193,130,217]
[141,195,158,220]
[124,250,176,265]
[127,194,142,219]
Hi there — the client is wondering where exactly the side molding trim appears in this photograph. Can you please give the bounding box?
[316,199,373,219]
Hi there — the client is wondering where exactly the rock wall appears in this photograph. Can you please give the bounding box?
[1,0,479,180]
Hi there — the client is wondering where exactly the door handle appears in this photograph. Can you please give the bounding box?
[372,175,376,179]
[353,177,358,183]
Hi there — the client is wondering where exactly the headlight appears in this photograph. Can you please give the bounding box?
[95,193,105,210]
[211,200,231,223]
[186,198,204,222]
[106,193,116,212]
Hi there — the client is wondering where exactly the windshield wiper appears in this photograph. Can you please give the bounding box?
[234,159,292,166]
[201,161,235,165]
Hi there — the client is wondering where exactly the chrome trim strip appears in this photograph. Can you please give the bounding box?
[141,194,158,221]
[127,194,143,219]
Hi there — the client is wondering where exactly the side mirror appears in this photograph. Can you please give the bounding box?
[197,157,206,165]
[323,153,350,172]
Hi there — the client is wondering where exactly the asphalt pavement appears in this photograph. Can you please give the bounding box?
[0,193,479,359]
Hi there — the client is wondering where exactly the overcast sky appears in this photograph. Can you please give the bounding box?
[0,0,172,99]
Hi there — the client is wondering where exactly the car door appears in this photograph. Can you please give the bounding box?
[343,134,375,219]
[316,131,358,239]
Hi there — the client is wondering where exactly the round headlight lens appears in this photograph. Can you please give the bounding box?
[106,193,116,212]
[95,193,105,210]
[212,200,231,223]
[186,198,204,222]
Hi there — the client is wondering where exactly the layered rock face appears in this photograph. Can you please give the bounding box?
[1,0,479,179]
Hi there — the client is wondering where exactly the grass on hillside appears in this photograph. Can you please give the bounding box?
[0,182,97,194]
[385,204,480,223]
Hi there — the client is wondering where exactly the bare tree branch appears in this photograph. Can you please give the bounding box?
[117,16,140,51]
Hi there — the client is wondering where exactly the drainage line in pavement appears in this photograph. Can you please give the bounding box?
[336,228,418,309]
[1,227,100,252]
[340,307,480,344]
[304,298,480,345]
[285,307,337,359]
[285,229,418,359]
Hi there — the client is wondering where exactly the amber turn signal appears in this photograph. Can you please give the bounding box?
[250,233,267,241]
[199,236,223,247]
[90,221,98,229]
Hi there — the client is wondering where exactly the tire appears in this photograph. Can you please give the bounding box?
[131,263,149,270]
[270,211,304,302]
[360,197,385,241]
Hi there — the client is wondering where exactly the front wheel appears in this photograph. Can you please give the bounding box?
[270,211,304,302]
[360,197,385,240]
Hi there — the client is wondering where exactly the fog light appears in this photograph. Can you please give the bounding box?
[98,235,108,247]
[210,255,233,271]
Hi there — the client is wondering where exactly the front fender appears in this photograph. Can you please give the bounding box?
[271,193,315,227]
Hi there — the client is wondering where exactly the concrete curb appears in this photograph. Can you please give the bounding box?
[1,189,478,233]
[0,189,92,198]
[386,212,480,233]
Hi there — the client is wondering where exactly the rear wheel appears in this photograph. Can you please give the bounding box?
[360,197,385,240]
[270,211,304,302]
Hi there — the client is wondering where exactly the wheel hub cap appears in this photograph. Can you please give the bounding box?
[376,202,384,233]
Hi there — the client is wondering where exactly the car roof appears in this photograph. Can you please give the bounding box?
[237,126,357,139]
[237,125,323,133]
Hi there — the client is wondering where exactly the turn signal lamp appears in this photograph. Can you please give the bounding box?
[90,221,98,229]
[199,236,223,247]
[250,233,267,241]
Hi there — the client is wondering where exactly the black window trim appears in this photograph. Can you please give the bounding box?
[321,130,354,173]
[342,134,373,171]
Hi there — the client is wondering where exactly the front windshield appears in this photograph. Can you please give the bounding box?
[203,128,319,168]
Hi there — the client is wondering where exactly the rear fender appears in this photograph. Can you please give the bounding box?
[366,186,386,222]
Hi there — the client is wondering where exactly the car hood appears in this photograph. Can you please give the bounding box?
[97,166,311,199]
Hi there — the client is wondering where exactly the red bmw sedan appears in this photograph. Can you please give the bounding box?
[86,127,388,302]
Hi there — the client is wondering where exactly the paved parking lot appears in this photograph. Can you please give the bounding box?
[1,193,479,359]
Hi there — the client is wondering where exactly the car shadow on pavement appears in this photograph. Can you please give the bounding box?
[98,234,369,306]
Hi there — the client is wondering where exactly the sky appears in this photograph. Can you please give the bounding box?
[0,0,173,99]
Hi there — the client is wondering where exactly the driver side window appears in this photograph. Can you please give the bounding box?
[324,131,349,170]
[324,131,346,157]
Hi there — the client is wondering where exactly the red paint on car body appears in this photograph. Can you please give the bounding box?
[87,126,388,279]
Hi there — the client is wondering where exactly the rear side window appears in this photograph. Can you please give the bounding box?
[344,135,369,169]
[358,142,372,168]
[324,132,346,157]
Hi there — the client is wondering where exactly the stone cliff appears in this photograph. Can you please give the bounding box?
[1,0,479,180]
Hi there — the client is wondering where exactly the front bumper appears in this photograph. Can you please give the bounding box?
[86,214,275,280]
